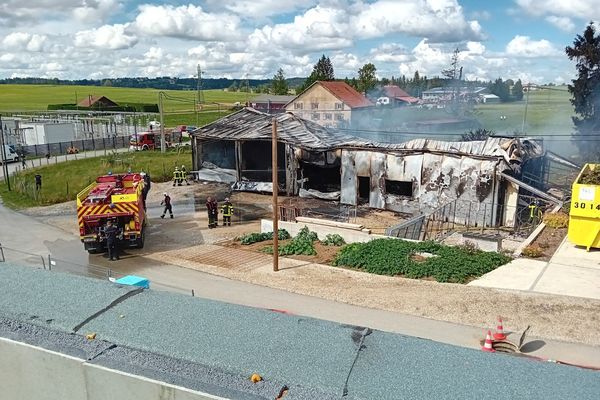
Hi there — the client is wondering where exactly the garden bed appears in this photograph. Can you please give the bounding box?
[226,228,512,284]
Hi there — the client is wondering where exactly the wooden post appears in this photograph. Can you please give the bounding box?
[272,118,279,272]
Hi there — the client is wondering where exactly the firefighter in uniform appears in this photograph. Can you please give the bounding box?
[206,196,218,228]
[220,198,234,226]
[180,165,190,185]
[104,219,120,261]
[172,167,181,186]
[161,193,174,219]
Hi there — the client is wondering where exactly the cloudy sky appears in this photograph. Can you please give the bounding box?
[0,0,596,82]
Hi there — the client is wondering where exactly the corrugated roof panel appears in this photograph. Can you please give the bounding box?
[193,108,543,160]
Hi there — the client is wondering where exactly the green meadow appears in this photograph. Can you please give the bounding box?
[0,84,254,126]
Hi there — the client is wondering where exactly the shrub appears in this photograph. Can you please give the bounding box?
[543,213,569,229]
[332,239,511,283]
[522,244,544,258]
[262,226,318,255]
[322,234,346,246]
[239,229,290,245]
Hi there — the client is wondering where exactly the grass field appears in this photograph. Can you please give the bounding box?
[0,149,192,209]
[474,86,574,135]
[0,84,254,126]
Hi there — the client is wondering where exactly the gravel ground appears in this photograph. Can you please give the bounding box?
[0,263,136,332]
[2,265,599,400]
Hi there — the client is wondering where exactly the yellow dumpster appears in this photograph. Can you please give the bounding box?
[568,163,600,250]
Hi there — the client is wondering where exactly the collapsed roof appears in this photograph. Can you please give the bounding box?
[192,107,544,166]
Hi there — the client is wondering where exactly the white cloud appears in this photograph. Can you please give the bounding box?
[2,32,47,51]
[465,41,486,55]
[370,43,411,63]
[505,35,561,58]
[134,4,242,41]
[350,0,484,42]
[515,0,600,20]
[74,24,137,50]
[0,0,121,26]
[545,16,575,32]
[207,0,316,18]
[247,0,483,56]
[248,6,352,53]
[72,0,122,23]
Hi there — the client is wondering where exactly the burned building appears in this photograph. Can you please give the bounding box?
[191,108,559,228]
[191,108,361,196]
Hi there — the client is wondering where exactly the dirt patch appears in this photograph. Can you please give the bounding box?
[527,227,567,261]
[225,239,343,265]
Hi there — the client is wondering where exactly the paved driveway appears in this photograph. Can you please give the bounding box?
[469,237,600,300]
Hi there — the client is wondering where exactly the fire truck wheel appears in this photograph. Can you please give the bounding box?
[142,145,149,151]
[135,231,145,249]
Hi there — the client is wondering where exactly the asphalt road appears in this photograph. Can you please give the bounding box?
[0,147,130,178]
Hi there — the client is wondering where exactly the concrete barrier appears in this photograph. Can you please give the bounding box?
[0,337,226,400]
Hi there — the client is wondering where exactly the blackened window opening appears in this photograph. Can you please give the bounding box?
[385,180,413,197]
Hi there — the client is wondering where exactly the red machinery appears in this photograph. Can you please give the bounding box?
[76,173,147,253]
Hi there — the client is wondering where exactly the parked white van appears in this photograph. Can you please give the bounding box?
[0,145,19,164]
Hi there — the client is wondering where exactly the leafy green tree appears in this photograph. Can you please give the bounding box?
[357,63,377,94]
[298,54,335,93]
[270,68,289,95]
[513,79,524,101]
[566,22,600,161]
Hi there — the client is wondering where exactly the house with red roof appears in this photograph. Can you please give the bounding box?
[77,95,119,110]
[378,85,420,106]
[285,81,374,129]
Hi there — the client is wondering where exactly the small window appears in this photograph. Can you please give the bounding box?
[324,113,332,120]
[335,102,344,110]
[335,113,344,121]
[385,180,413,197]
[311,102,319,110]
[294,102,303,110]
[311,113,320,120]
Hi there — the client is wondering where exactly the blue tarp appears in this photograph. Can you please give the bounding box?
[115,275,150,289]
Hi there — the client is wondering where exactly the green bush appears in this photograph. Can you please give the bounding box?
[322,234,346,246]
[332,239,511,283]
[262,226,318,255]
[239,229,290,245]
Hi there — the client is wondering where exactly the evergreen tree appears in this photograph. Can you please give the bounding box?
[298,55,334,93]
[270,68,289,95]
[566,22,600,161]
[513,79,524,101]
[490,78,510,101]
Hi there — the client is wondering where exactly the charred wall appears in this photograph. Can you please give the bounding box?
[341,149,501,225]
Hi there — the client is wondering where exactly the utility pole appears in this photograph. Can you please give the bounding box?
[158,92,165,153]
[272,117,279,272]
[0,114,12,191]
[196,65,204,105]
[521,83,531,135]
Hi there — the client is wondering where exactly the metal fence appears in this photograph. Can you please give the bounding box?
[386,196,556,241]
[21,136,129,158]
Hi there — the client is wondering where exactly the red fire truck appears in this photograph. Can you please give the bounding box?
[130,131,175,150]
[76,173,147,253]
